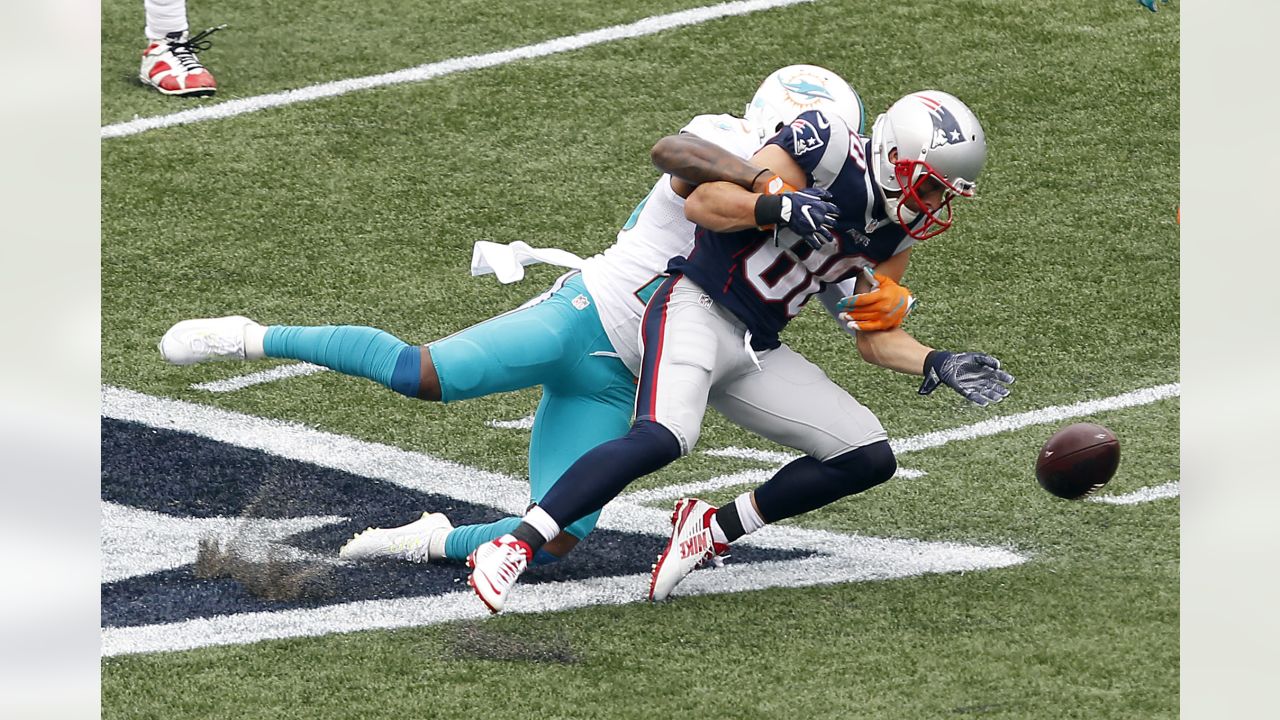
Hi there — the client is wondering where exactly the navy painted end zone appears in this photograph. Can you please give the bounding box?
[102,419,809,628]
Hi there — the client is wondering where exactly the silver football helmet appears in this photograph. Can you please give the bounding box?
[869,90,987,240]
[744,64,865,143]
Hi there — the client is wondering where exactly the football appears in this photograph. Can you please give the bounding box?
[1035,423,1121,499]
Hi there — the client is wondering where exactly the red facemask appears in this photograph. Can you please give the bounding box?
[892,157,974,240]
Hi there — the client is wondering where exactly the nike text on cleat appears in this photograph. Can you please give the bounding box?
[159,315,262,365]
[338,512,453,562]
[139,25,225,97]
[466,534,532,614]
[648,498,727,602]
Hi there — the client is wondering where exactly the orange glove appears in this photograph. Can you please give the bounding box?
[835,271,916,332]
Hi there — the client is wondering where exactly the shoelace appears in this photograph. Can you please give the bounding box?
[167,24,227,71]
[190,331,241,356]
[492,544,528,584]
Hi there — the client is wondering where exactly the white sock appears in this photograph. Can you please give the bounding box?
[428,529,450,560]
[734,492,767,535]
[144,0,189,40]
[243,323,266,360]
[523,505,561,543]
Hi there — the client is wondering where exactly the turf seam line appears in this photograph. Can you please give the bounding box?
[101,0,816,139]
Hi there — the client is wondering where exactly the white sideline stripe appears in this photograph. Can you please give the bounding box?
[100,0,816,139]
[191,362,328,392]
[1088,481,1180,505]
[891,383,1181,455]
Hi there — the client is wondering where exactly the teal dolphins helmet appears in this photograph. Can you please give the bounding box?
[869,90,987,240]
[743,64,865,143]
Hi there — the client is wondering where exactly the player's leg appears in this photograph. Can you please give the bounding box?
[526,275,734,529]
[159,274,583,403]
[650,344,896,600]
[467,275,749,611]
[442,376,635,564]
[140,0,221,96]
[339,273,632,564]
[441,299,636,563]
[711,343,894,536]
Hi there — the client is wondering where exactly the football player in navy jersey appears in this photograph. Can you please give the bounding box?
[158,67,908,572]
[467,91,1015,613]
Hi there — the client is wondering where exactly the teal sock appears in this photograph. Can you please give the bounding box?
[263,325,421,397]
[444,518,523,561]
[445,518,567,565]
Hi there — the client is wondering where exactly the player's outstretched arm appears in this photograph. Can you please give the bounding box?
[855,329,1014,407]
[651,133,776,199]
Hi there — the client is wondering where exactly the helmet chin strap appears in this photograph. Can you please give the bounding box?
[885,194,920,226]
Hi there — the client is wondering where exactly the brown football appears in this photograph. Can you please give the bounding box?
[1035,423,1120,499]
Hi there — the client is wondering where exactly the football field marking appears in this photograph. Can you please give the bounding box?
[99,382,1177,655]
[1088,481,1179,505]
[890,383,1180,454]
[191,362,328,392]
[100,385,1024,656]
[101,0,815,139]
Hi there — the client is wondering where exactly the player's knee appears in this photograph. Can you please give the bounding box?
[628,419,684,465]
[826,440,897,493]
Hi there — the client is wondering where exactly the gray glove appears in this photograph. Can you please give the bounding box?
[918,350,1014,406]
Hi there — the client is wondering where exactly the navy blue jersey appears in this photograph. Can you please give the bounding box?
[669,110,921,350]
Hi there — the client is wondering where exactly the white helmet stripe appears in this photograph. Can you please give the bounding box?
[812,116,850,188]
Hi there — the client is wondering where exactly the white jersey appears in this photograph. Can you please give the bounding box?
[581,114,760,373]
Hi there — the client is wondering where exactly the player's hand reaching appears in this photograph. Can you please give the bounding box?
[918,350,1015,406]
[835,270,916,332]
[755,187,840,250]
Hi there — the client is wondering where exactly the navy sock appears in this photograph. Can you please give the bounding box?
[537,419,682,529]
[753,441,897,523]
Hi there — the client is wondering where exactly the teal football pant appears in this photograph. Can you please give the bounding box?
[262,272,636,561]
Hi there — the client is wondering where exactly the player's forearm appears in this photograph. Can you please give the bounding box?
[684,181,761,231]
[855,327,933,375]
[651,134,768,194]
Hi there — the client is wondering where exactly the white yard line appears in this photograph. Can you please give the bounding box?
[101,0,816,139]
[1089,481,1180,505]
[191,362,328,392]
[891,383,1181,454]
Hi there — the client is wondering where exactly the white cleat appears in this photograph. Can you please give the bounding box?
[339,512,454,562]
[159,315,263,365]
[139,26,224,97]
[649,497,727,602]
[466,534,532,614]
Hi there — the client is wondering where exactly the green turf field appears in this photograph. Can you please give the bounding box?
[101,0,1179,717]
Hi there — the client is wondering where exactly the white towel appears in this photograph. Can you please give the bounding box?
[470,240,587,284]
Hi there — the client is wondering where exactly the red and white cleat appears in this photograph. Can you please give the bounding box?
[466,534,533,614]
[648,497,728,602]
[140,26,225,97]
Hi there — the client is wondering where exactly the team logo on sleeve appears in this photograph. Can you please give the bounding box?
[914,94,967,149]
[790,118,825,156]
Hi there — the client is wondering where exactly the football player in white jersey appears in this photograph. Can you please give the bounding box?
[466,90,1015,614]
[157,66,895,568]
